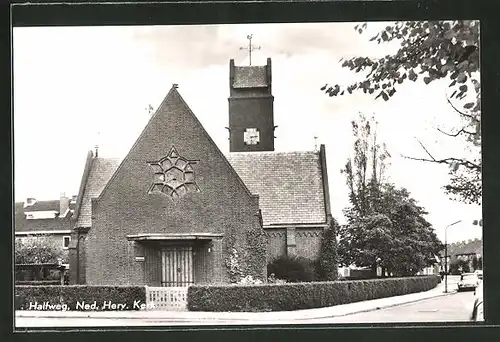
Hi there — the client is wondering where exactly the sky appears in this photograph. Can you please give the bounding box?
[13,23,482,244]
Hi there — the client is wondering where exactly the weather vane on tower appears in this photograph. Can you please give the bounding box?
[239,34,261,66]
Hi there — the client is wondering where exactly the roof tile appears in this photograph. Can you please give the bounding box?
[233,66,268,88]
[226,151,326,225]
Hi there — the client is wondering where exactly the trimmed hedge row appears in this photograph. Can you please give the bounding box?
[15,285,146,311]
[187,275,440,312]
[16,280,62,286]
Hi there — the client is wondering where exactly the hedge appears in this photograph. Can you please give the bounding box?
[187,275,440,312]
[16,280,61,286]
[15,285,147,311]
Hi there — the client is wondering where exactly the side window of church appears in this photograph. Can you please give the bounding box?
[244,128,260,145]
[63,236,71,249]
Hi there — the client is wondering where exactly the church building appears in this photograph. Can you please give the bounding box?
[68,57,332,286]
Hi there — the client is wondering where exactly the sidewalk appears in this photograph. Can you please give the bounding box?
[15,283,454,322]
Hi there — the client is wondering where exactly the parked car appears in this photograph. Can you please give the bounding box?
[457,272,480,292]
[470,280,483,321]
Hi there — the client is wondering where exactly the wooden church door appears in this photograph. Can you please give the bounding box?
[160,245,194,287]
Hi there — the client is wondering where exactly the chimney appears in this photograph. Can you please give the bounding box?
[94,145,99,158]
[59,192,70,217]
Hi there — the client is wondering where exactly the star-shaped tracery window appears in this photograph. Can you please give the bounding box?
[147,146,200,198]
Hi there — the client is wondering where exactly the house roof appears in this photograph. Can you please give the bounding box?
[226,151,327,225]
[14,200,76,233]
[21,200,59,212]
[75,158,121,228]
[75,150,327,228]
[440,238,483,257]
[233,66,268,88]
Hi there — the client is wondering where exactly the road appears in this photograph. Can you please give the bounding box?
[304,289,476,324]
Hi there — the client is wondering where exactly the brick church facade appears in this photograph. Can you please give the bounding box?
[68,58,332,286]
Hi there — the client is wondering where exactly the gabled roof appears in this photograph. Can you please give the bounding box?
[454,239,483,256]
[15,200,75,233]
[225,151,327,226]
[233,66,268,88]
[76,150,328,228]
[21,200,59,212]
[440,238,483,257]
[75,157,121,228]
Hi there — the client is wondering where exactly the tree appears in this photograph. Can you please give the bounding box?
[450,258,471,275]
[15,236,64,264]
[342,113,390,223]
[339,185,443,277]
[338,214,394,276]
[338,112,442,276]
[472,255,483,271]
[317,217,340,281]
[380,187,443,276]
[322,21,481,204]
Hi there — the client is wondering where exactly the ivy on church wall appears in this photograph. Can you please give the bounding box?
[224,233,242,283]
[223,222,267,284]
[242,228,267,281]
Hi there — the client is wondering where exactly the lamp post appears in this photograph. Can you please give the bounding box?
[444,220,462,293]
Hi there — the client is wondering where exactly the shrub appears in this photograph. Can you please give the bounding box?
[317,217,339,281]
[16,280,61,286]
[15,285,146,311]
[15,236,65,264]
[267,255,317,283]
[267,273,287,284]
[188,275,439,312]
[238,275,263,285]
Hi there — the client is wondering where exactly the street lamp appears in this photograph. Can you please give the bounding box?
[444,220,462,293]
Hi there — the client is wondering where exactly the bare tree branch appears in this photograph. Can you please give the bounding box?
[401,154,481,171]
[437,127,476,137]
[445,96,480,123]
[415,138,436,160]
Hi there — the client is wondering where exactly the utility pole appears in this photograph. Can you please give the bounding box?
[239,34,261,66]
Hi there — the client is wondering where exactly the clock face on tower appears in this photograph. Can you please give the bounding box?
[244,128,260,145]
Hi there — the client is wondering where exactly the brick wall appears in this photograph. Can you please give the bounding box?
[295,228,322,260]
[265,227,323,263]
[228,96,275,152]
[265,229,286,262]
[84,89,264,285]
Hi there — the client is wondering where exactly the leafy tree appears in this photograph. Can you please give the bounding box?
[472,255,483,271]
[317,216,339,281]
[338,113,442,276]
[381,188,443,276]
[322,21,481,204]
[340,186,443,277]
[449,258,471,274]
[338,214,394,276]
[15,236,64,264]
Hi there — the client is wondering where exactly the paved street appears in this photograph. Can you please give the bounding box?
[304,289,476,324]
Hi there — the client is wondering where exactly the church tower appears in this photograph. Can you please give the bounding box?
[228,58,275,152]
